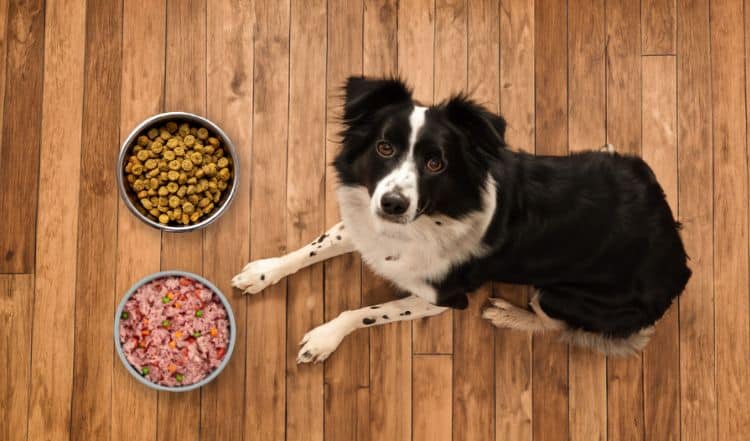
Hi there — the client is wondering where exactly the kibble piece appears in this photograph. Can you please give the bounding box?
[173,207,182,218]
[188,194,200,204]
[168,195,181,208]
[147,128,159,140]
[140,199,153,210]
[167,170,180,181]
[197,127,209,140]
[158,214,169,224]
[166,121,178,133]
[207,137,219,147]
[168,160,181,171]
[182,201,195,214]
[158,186,169,196]
[149,178,159,189]
[204,202,215,214]
[218,168,230,181]
[190,212,201,223]
[124,162,133,173]
[137,135,150,146]
[174,146,185,156]
[190,152,202,165]
[131,164,144,176]
[159,129,171,140]
[217,157,229,168]
[178,123,190,136]
[181,159,193,171]
[144,159,158,170]
[133,180,145,192]
[147,168,160,178]
[198,197,210,208]
[178,173,187,184]
[136,150,150,162]
[166,182,179,193]
[147,189,156,196]
[159,172,168,182]
[184,135,196,146]
[163,150,176,161]
[204,145,215,155]
[217,180,227,190]
[195,168,205,178]
[137,190,148,199]
[150,208,160,217]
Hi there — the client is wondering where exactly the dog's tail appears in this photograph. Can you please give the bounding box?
[559,326,655,357]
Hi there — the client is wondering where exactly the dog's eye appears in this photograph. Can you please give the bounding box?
[375,141,395,158]
[426,158,445,173]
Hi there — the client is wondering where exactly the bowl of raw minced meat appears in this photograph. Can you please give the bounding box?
[114,271,236,391]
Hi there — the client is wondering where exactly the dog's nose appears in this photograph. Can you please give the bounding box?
[380,191,410,216]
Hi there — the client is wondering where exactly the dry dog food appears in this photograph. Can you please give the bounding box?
[123,121,233,225]
[119,276,230,387]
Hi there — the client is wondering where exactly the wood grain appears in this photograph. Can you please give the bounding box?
[413,355,452,441]
[0,0,9,160]
[70,1,122,439]
[363,1,412,440]
[677,0,717,440]
[200,0,253,439]
[27,1,86,440]
[642,0,675,55]
[710,1,750,439]
[0,274,33,441]
[0,0,45,272]
[642,55,680,441]
[285,0,327,439]
[245,0,290,440]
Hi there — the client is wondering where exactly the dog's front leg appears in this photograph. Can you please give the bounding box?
[232,221,354,294]
[296,295,447,364]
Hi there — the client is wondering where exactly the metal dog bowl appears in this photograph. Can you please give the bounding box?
[117,112,239,232]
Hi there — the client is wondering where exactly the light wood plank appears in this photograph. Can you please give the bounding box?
[362,1,411,440]
[642,55,680,441]
[324,1,368,440]
[244,0,290,440]
[0,0,45,272]
[532,1,569,440]
[496,0,534,439]
[27,1,86,439]
[0,274,33,441]
[710,1,750,440]
[285,0,327,440]
[676,0,717,440]
[413,355,452,441]
[112,1,166,440]
[642,0,676,54]
[199,0,253,439]
[71,1,122,439]
[0,0,10,161]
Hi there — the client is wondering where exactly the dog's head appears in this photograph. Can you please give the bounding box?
[335,76,505,226]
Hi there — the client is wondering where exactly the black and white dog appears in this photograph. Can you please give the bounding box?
[232,77,691,363]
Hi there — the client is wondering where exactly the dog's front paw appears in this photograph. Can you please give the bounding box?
[232,257,285,294]
[297,321,348,364]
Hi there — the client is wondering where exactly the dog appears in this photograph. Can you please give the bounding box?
[232,76,691,363]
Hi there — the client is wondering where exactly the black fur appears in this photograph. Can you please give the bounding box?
[335,77,691,338]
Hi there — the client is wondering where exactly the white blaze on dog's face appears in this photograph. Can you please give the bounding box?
[369,106,427,225]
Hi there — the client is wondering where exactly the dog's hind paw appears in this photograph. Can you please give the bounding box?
[231,257,285,294]
[600,143,615,154]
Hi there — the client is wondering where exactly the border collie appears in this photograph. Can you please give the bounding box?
[232,77,691,363]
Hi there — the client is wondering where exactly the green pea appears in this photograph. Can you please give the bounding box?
[120,311,129,320]
[141,366,150,376]
[162,296,170,304]
[192,331,201,338]
[195,310,203,318]
[162,320,170,328]
[175,373,184,383]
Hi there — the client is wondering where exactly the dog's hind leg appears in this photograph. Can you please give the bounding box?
[232,221,355,294]
[482,293,566,332]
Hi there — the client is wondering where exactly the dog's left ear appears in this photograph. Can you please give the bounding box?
[443,95,507,156]
[343,76,413,124]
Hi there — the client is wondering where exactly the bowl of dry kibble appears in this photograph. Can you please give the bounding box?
[117,112,239,232]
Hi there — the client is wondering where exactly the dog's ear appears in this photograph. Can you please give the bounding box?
[443,95,507,157]
[343,76,412,123]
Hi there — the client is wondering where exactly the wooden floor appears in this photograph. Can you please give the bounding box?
[1,0,749,440]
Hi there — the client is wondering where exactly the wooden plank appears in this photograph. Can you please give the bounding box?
[112,1,165,440]
[0,274,33,441]
[362,1,411,440]
[199,0,253,439]
[532,1,568,441]
[641,55,680,441]
[567,2,607,441]
[496,0,534,439]
[0,0,45,272]
[158,1,207,439]
[413,355,452,441]
[70,1,122,439]
[710,1,750,440]
[676,0,717,440]
[606,2,645,440]
[324,2,367,440]
[244,1,289,440]
[27,1,86,439]
[285,0,327,440]
[451,1,496,441]
[642,0,675,55]
[0,0,9,160]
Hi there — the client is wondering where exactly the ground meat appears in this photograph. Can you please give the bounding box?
[119,276,230,387]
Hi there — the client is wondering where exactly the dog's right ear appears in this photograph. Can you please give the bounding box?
[343,76,412,124]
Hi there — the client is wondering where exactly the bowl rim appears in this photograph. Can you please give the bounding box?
[116,111,240,233]
[114,270,237,392]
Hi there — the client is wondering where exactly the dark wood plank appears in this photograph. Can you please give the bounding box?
[532,1,569,441]
[496,0,534,439]
[199,0,253,439]
[158,1,207,439]
[324,1,368,440]
[606,2,645,441]
[642,55,680,441]
[676,0,717,440]
[112,1,165,440]
[0,274,33,441]
[71,1,122,439]
[642,0,675,54]
[0,0,45,273]
[567,2,607,440]
[413,355,452,441]
[0,0,9,160]
[244,0,290,440]
[27,1,86,439]
[362,1,411,440]
[452,1,496,441]
[285,0,327,440]
[710,1,750,439]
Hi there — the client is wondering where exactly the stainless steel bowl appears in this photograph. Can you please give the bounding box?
[117,112,239,232]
